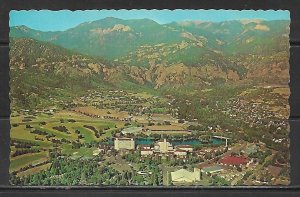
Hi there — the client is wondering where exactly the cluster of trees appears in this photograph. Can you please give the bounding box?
[249,149,272,164]
[123,152,141,163]
[30,129,48,135]
[59,119,77,123]
[52,126,71,134]
[188,125,206,131]
[61,138,71,144]
[123,154,163,185]
[118,105,140,114]
[83,125,103,138]
[44,133,56,140]
[163,153,204,166]
[242,171,253,181]
[10,160,50,176]
[11,158,106,185]
[11,140,39,149]
[71,141,82,149]
[209,174,230,186]
[271,151,289,166]
[11,149,40,157]
[258,171,273,183]
[10,155,163,186]
[12,123,19,127]
[26,124,33,129]
[39,121,47,126]
[22,118,32,122]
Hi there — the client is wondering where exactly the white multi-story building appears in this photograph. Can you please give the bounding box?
[154,139,173,153]
[114,138,135,150]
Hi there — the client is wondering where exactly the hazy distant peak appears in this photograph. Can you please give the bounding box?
[90,24,132,35]
[176,20,207,26]
[240,19,264,25]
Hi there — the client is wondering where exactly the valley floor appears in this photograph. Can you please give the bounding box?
[9,85,290,186]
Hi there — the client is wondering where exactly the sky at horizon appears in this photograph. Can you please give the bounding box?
[10,9,290,32]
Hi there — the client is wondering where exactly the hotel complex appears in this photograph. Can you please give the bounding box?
[114,137,135,150]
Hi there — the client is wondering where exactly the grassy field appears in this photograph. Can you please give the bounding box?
[11,109,120,144]
[10,109,123,176]
[11,125,42,141]
[62,144,97,158]
[74,127,97,143]
[73,106,129,119]
[272,87,290,99]
[17,163,52,177]
[10,151,49,172]
[10,137,52,148]
[35,125,73,139]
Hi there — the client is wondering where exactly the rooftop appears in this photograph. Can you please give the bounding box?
[171,169,200,183]
[145,125,186,131]
[121,127,143,134]
[115,137,134,141]
[202,165,224,173]
[219,156,248,165]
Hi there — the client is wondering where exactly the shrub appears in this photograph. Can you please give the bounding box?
[12,123,19,127]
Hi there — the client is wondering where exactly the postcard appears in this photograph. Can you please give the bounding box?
[9,9,290,186]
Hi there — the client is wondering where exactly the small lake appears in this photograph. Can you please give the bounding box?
[136,138,154,145]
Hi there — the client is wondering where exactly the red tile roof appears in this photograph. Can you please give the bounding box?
[219,156,248,165]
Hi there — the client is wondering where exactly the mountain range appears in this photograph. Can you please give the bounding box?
[9,17,290,108]
[11,17,289,60]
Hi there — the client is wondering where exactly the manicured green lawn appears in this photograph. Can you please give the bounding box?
[10,151,49,172]
[10,137,52,148]
[17,163,52,177]
[35,126,71,139]
[61,144,96,158]
[74,127,97,143]
[10,110,120,174]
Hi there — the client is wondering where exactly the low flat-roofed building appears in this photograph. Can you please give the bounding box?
[139,145,151,150]
[114,137,135,151]
[171,168,200,183]
[174,149,187,156]
[219,156,248,167]
[201,165,224,174]
[141,148,154,156]
[145,125,188,133]
[175,145,193,152]
[121,127,143,135]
